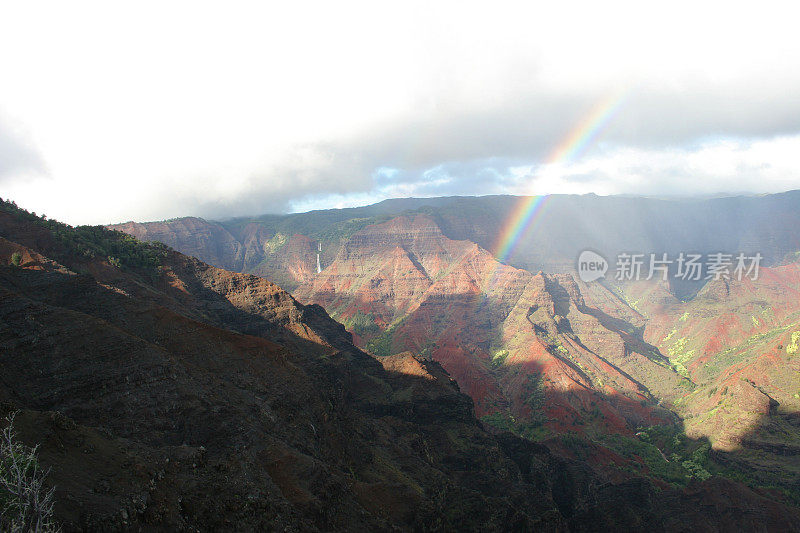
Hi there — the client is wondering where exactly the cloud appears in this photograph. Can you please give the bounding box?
[0,116,45,182]
[291,134,800,212]
[0,1,799,224]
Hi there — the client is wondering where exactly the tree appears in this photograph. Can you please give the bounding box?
[0,413,59,532]
[10,253,22,267]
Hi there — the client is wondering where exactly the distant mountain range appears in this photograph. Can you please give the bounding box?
[111,191,800,287]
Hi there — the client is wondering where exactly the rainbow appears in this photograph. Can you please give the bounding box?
[493,91,628,265]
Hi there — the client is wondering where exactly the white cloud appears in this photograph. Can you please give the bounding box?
[0,1,799,223]
[288,134,800,212]
[515,135,800,197]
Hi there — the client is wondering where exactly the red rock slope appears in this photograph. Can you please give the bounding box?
[295,214,686,437]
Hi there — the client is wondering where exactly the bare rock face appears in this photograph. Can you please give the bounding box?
[112,217,244,271]
[109,218,319,292]
[294,214,682,436]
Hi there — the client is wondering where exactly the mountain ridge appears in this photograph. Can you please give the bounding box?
[110,190,800,287]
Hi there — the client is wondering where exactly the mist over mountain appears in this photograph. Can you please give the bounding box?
[113,190,800,283]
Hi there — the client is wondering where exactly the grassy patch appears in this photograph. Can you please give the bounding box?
[700,325,792,380]
[666,336,695,378]
[787,331,800,355]
[264,232,287,254]
[490,349,509,368]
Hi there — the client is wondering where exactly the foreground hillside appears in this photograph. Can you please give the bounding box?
[7,200,800,530]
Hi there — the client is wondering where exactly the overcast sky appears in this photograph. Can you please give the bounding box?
[1,1,800,225]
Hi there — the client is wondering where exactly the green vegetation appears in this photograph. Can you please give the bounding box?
[344,311,381,337]
[223,213,394,245]
[524,373,546,425]
[610,285,643,314]
[365,327,396,357]
[536,327,606,388]
[315,216,393,242]
[479,412,517,433]
[0,198,169,277]
[54,225,168,274]
[10,252,21,267]
[490,349,509,368]
[264,232,287,254]
[698,324,792,381]
[667,336,688,357]
[499,413,793,500]
[787,331,800,355]
[600,425,711,485]
[479,411,550,441]
[560,432,590,460]
[665,335,695,378]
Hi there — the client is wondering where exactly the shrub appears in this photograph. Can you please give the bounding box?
[0,413,59,532]
[366,331,394,357]
[345,312,380,336]
[681,459,712,481]
[10,253,22,267]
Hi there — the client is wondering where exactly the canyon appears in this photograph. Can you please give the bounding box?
[110,192,800,510]
[3,197,797,529]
